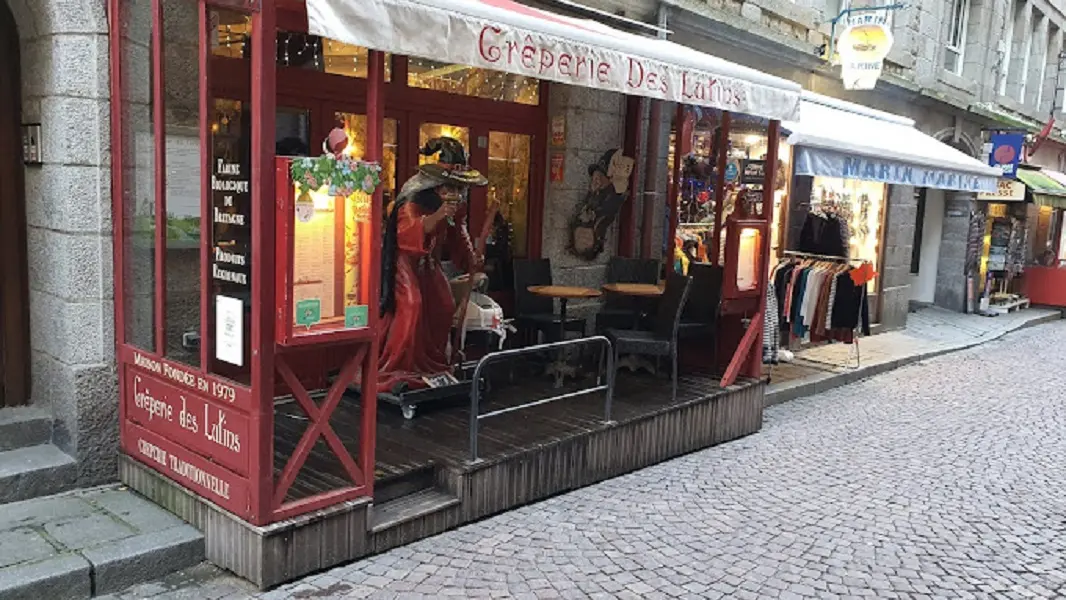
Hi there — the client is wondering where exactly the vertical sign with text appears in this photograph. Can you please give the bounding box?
[210,99,252,372]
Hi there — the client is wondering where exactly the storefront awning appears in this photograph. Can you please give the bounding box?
[1015,167,1066,209]
[786,92,1000,193]
[306,0,802,121]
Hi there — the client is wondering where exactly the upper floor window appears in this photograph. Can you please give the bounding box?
[943,0,970,75]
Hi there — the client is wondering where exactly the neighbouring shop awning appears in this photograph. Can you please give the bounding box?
[1015,167,1066,209]
[786,92,1000,193]
[306,0,802,121]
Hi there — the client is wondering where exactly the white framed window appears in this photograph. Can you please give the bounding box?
[944,0,970,75]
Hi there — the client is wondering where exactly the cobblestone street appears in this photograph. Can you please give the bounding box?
[115,321,1066,600]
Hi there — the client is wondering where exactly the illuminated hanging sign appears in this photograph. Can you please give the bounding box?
[829,5,901,90]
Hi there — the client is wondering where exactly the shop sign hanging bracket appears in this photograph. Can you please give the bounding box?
[819,3,907,64]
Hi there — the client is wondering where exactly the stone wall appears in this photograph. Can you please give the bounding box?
[934,193,978,313]
[879,185,918,331]
[5,0,115,485]
[542,84,626,321]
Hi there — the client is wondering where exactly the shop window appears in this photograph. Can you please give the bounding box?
[408,57,539,105]
[162,0,205,366]
[335,112,399,206]
[120,0,156,352]
[419,124,471,163]
[808,177,885,282]
[487,132,531,259]
[212,14,391,81]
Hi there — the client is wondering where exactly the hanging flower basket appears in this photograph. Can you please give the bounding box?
[291,155,383,198]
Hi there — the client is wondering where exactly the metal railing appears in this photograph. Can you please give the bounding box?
[468,335,615,463]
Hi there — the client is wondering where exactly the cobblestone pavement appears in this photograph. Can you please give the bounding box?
[111,321,1066,599]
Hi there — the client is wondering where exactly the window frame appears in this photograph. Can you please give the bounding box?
[943,0,970,76]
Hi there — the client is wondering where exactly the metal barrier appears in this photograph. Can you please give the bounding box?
[468,335,615,463]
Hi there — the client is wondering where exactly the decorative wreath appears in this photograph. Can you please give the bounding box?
[291,154,383,197]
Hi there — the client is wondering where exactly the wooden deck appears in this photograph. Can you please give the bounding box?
[274,363,761,504]
[126,361,766,589]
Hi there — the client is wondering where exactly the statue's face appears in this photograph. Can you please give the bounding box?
[589,170,610,193]
[436,184,464,203]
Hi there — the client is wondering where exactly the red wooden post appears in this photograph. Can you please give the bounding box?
[744,119,781,379]
[665,102,684,274]
[710,111,732,265]
[198,0,212,370]
[640,100,662,260]
[108,0,128,454]
[152,0,167,355]
[249,0,277,525]
[362,49,386,496]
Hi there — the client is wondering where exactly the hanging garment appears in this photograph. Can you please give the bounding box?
[763,282,780,364]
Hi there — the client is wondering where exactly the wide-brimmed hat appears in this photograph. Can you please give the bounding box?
[418,137,488,187]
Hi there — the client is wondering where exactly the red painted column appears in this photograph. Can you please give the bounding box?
[361,50,386,497]
[665,103,684,273]
[743,119,781,379]
[710,112,732,265]
[249,1,277,525]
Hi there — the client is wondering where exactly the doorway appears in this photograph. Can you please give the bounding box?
[910,189,945,305]
[0,2,30,407]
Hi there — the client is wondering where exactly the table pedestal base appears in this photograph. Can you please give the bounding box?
[617,354,656,375]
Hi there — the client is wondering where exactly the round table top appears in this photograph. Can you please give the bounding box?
[528,285,603,299]
[602,283,665,297]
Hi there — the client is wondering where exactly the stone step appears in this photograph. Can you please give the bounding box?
[0,486,206,599]
[0,444,78,505]
[0,406,53,452]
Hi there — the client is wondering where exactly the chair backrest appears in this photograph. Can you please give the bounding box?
[605,258,662,310]
[513,258,554,315]
[654,273,693,341]
[683,263,723,329]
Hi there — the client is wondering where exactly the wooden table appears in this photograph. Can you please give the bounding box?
[601,283,664,298]
[527,285,602,387]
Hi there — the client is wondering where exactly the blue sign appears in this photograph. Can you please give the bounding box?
[724,161,740,183]
[988,133,1025,178]
[793,147,998,193]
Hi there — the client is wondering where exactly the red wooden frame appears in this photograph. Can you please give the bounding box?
[111,0,782,527]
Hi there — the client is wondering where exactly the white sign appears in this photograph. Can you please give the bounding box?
[977,179,1026,202]
[834,9,894,90]
[215,295,244,367]
[307,0,801,121]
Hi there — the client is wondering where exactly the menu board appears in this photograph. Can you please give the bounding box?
[292,206,337,321]
[210,99,252,369]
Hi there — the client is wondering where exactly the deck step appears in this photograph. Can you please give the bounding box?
[369,488,459,533]
[373,464,436,505]
[0,406,52,452]
[0,444,78,504]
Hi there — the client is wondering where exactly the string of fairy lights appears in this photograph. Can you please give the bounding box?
[213,23,538,104]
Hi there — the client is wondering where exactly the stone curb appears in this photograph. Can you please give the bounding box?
[83,525,205,596]
[765,312,1063,408]
[0,554,91,600]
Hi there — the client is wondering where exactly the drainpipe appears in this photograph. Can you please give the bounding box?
[640,4,670,259]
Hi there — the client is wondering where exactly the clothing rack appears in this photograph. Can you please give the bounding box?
[778,250,869,369]
[782,250,867,265]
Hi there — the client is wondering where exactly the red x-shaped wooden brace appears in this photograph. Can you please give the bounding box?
[273,346,367,508]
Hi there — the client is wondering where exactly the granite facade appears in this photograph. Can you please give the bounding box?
[4,0,116,486]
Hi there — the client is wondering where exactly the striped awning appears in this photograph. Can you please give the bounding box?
[1015,167,1066,209]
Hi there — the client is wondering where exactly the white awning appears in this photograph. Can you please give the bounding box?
[786,92,1000,193]
[306,0,802,121]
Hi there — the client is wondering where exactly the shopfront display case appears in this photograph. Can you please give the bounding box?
[110,0,799,589]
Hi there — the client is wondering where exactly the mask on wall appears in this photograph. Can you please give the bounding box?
[568,149,635,260]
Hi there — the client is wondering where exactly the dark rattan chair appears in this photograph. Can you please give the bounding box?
[678,262,722,340]
[595,257,661,333]
[512,258,587,344]
[606,273,692,401]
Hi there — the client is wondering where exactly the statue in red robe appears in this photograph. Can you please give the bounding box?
[377,138,488,394]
